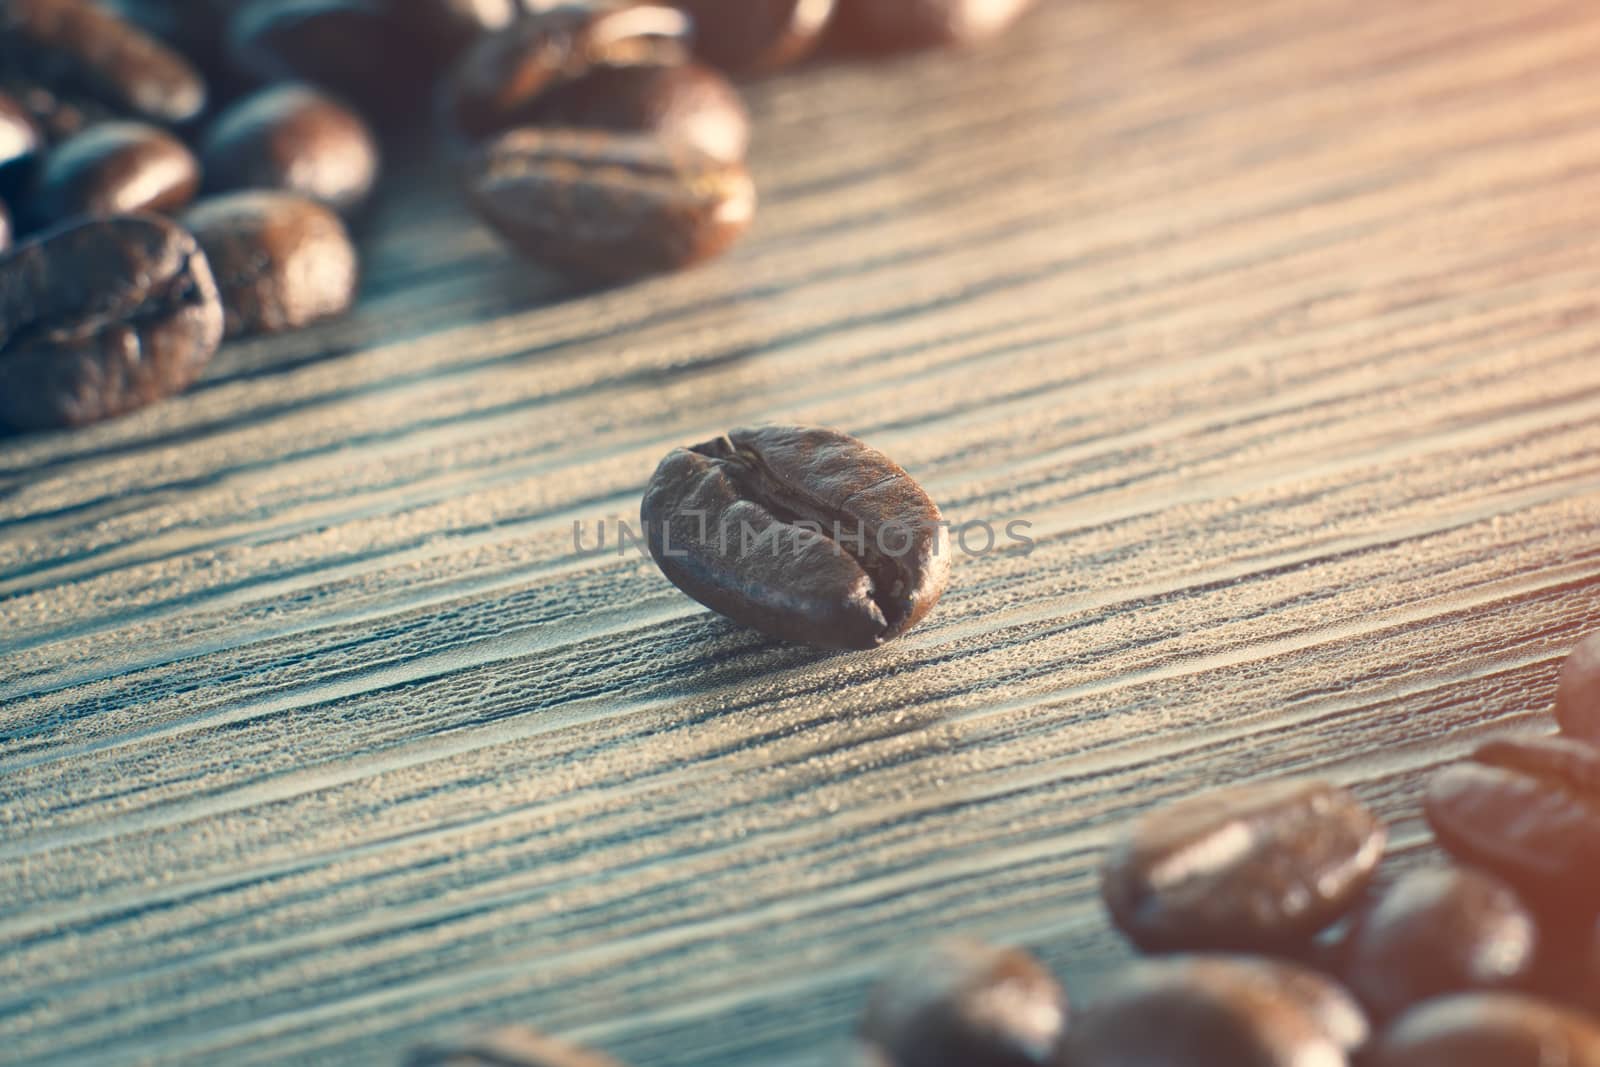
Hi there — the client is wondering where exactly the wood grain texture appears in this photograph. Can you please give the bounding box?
[5,0,1600,1063]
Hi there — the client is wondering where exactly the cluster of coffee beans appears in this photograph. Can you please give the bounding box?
[0,0,1039,433]
[411,631,1600,1065]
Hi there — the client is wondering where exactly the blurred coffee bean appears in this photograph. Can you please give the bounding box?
[1101,779,1386,953]
[0,213,223,431]
[441,2,693,141]
[1061,956,1359,1067]
[386,0,522,68]
[528,61,750,164]
[0,92,42,177]
[463,128,755,281]
[183,191,359,338]
[200,85,379,215]
[1426,735,1600,916]
[1365,993,1600,1067]
[1557,632,1600,744]
[406,1024,623,1066]
[1339,866,1537,1020]
[28,121,199,228]
[858,938,1067,1067]
[831,0,1036,51]
[0,0,207,124]
[227,0,430,120]
[674,0,837,73]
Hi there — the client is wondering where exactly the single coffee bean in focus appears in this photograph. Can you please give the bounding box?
[1101,778,1386,953]
[1338,866,1537,1020]
[0,0,207,125]
[1061,956,1360,1067]
[859,938,1068,1067]
[183,191,359,338]
[28,121,199,228]
[831,0,1037,51]
[526,61,750,164]
[1365,993,1600,1067]
[406,1024,624,1067]
[463,128,754,281]
[1426,735,1600,917]
[200,84,380,215]
[641,425,950,649]
[1558,632,1600,744]
[674,0,838,73]
[0,213,223,431]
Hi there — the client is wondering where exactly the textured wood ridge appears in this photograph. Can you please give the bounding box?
[5,0,1600,1063]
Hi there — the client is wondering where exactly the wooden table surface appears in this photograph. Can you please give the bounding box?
[5,0,1600,1063]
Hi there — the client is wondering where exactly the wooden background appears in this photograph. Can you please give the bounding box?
[5,0,1600,1062]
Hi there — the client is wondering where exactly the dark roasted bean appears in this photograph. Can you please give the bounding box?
[28,121,199,228]
[0,213,222,431]
[0,92,41,177]
[1558,632,1600,744]
[1339,867,1537,1020]
[859,939,1067,1067]
[1101,779,1386,953]
[1365,993,1600,1067]
[463,128,754,280]
[674,0,837,72]
[441,2,692,141]
[1061,956,1361,1067]
[1426,735,1600,917]
[641,425,949,648]
[527,61,750,164]
[227,0,429,119]
[183,192,359,339]
[0,0,206,124]
[200,84,380,215]
[406,1024,623,1067]
[831,0,1036,51]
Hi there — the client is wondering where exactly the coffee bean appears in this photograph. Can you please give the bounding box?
[200,84,380,215]
[28,121,199,229]
[0,92,42,177]
[0,213,223,431]
[858,939,1067,1067]
[641,425,949,648]
[1339,867,1537,1020]
[0,0,207,124]
[527,61,750,164]
[406,1025,623,1067]
[183,191,359,338]
[441,2,693,141]
[1061,956,1361,1067]
[1557,632,1600,744]
[1426,735,1600,917]
[463,128,755,280]
[227,0,429,120]
[1102,779,1386,953]
[831,0,1037,51]
[674,0,837,73]
[1365,993,1600,1067]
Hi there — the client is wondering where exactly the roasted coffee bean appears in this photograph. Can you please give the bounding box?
[227,0,430,119]
[200,85,380,215]
[527,61,750,164]
[1101,779,1386,953]
[0,92,41,177]
[28,121,199,228]
[831,0,1036,51]
[464,128,755,281]
[1339,867,1537,1020]
[0,213,223,431]
[441,2,693,141]
[674,0,837,73]
[406,1025,623,1067]
[1061,956,1361,1067]
[641,425,948,648]
[0,0,206,124]
[859,939,1067,1067]
[1365,993,1600,1067]
[1557,632,1600,744]
[183,191,359,338]
[1426,735,1600,916]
